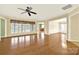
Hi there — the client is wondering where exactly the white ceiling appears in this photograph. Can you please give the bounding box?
[0,4,79,21]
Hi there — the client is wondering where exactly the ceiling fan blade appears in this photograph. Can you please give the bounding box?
[30,11,37,14]
[21,12,27,14]
[28,12,31,16]
[18,8,26,11]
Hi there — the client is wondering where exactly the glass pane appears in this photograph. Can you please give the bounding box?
[11,23,15,33]
[26,24,31,32]
[15,23,19,33]
[18,23,22,33]
[33,24,36,32]
[22,24,25,32]
[60,23,67,33]
[41,24,44,28]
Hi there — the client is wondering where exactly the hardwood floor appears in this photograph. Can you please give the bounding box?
[0,32,79,55]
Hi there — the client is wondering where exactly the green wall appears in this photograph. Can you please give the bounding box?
[0,19,5,37]
[0,19,1,36]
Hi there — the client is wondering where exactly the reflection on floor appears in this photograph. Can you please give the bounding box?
[61,34,67,48]
[0,32,79,55]
[11,36,30,48]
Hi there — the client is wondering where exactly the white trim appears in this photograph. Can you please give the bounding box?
[68,39,79,42]
[68,40,79,47]
[69,11,79,17]
[67,16,71,41]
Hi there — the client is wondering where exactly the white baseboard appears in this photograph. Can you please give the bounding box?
[68,39,79,42]
[68,39,79,47]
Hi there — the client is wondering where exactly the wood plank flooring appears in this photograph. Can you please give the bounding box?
[0,32,79,55]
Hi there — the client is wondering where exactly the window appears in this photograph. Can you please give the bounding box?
[18,23,22,33]
[15,23,19,33]
[59,23,67,33]
[11,20,36,34]
[24,24,31,32]
[49,17,67,34]
[33,24,36,32]
[39,24,44,29]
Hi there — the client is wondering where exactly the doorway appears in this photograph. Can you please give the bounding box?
[37,22,45,46]
[49,17,68,48]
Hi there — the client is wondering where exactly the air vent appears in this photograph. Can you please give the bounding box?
[62,4,72,10]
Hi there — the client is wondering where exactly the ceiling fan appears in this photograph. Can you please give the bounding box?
[18,6,37,16]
